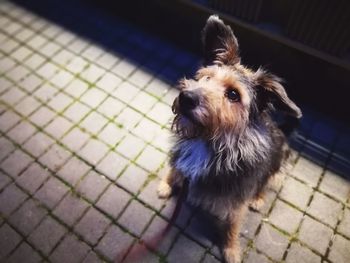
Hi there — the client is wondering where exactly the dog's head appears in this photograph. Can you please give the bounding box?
[172,15,302,139]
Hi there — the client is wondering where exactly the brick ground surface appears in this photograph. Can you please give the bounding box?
[0,1,350,262]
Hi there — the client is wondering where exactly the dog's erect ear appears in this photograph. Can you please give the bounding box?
[202,15,240,65]
[256,70,302,118]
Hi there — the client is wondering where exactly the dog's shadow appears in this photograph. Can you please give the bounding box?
[169,187,229,261]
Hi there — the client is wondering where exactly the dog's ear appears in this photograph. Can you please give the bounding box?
[202,15,240,65]
[256,70,302,118]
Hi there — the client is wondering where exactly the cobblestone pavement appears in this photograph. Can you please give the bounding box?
[0,1,350,262]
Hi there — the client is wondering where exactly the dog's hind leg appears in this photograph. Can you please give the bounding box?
[223,204,247,263]
[157,166,183,199]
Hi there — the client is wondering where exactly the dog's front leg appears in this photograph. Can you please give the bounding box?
[223,204,247,263]
[157,166,183,199]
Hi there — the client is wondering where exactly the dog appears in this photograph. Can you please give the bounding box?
[157,15,302,263]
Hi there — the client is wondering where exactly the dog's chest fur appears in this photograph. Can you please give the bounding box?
[173,139,213,180]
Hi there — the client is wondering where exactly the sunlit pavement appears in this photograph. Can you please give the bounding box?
[0,1,349,262]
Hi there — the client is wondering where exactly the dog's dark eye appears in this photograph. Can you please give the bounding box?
[205,76,210,81]
[225,89,240,102]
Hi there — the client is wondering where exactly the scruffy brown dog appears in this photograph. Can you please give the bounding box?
[157,15,302,263]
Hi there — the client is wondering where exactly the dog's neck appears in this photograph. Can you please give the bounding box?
[172,121,271,181]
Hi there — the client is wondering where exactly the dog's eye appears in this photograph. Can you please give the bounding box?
[225,89,240,102]
[205,76,210,81]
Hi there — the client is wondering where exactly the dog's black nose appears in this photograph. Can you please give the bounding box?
[179,91,200,110]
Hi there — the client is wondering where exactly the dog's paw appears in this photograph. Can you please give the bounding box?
[157,181,172,199]
[223,247,240,263]
[249,197,265,211]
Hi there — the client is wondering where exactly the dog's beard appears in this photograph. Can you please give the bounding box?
[172,114,202,138]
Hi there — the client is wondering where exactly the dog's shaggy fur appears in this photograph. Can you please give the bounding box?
[157,15,302,263]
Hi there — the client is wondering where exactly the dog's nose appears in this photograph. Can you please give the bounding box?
[179,91,200,110]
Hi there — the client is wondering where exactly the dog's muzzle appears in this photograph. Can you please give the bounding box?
[179,91,200,112]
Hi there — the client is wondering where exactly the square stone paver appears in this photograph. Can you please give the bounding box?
[34,177,69,209]
[14,96,41,116]
[115,107,143,131]
[81,251,101,263]
[16,162,50,194]
[47,92,73,113]
[98,122,126,147]
[279,176,313,210]
[50,70,74,89]
[117,164,148,193]
[123,244,159,263]
[328,234,350,263]
[241,210,262,239]
[18,74,42,92]
[64,78,89,98]
[45,116,73,139]
[78,139,109,166]
[50,234,90,263]
[167,235,205,263]
[147,102,173,126]
[142,215,179,255]
[138,179,166,211]
[74,207,110,245]
[61,127,90,153]
[144,78,170,99]
[34,83,58,103]
[298,216,333,255]
[1,149,33,178]
[0,171,11,190]
[97,96,125,119]
[291,157,323,187]
[269,199,303,234]
[0,137,15,162]
[129,91,157,113]
[0,111,21,132]
[135,145,166,172]
[28,216,67,255]
[22,132,55,158]
[244,250,269,263]
[0,86,26,106]
[111,60,137,79]
[0,224,22,259]
[29,106,56,127]
[76,170,109,202]
[53,193,89,227]
[80,65,105,84]
[95,52,120,71]
[128,68,153,88]
[63,101,90,123]
[96,184,131,219]
[285,242,321,263]
[80,111,108,135]
[96,151,129,180]
[96,224,134,261]
[116,134,145,160]
[308,191,343,228]
[0,183,27,217]
[9,199,47,236]
[38,144,71,172]
[133,118,162,143]
[57,156,90,186]
[95,72,122,93]
[6,242,42,263]
[338,208,350,238]
[319,170,350,202]
[254,223,289,261]
[7,120,36,144]
[118,200,154,236]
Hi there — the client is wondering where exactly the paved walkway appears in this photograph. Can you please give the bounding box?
[0,0,349,262]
